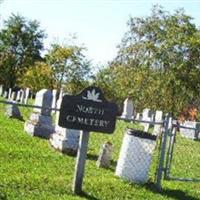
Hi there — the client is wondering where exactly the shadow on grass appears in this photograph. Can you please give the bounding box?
[145,182,199,200]
[77,191,99,200]
[87,153,117,172]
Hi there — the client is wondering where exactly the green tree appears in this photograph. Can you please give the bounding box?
[46,43,91,93]
[19,62,55,93]
[96,5,200,117]
[0,14,46,87]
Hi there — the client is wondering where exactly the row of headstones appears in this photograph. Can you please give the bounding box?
[121,97,164,135]
[0,85,30,104]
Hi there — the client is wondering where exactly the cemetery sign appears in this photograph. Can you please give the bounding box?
[59,86,118,133]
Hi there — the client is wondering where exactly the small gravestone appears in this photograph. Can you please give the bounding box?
[141,108,152,132]
[135,113,141,120]
[24,88,30,104]
[152,110,163,136]
[20,90,25,103]
[5,101,23,120]
[50,96,80,155]
[11,92,16,101]
[3,91,8,98]
[0,85,3,96]
[121,97,134,119]
[16,91,21,102]
[180,121,199,140]
[96,141,113,168]
[24,89,54,138]
[51,89,57,114]
[8,88,12,99]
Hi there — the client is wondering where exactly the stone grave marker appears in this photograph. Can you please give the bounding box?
[24,88,30,104]
[5,101,23,120]
[180,121,199,140]
[50,96,80,155]
[0,85,3,96]
[152,110,163,135]
[141,108,152,132]
[24,89,54,138]
[121,97,134,119]
[96,141,113,168]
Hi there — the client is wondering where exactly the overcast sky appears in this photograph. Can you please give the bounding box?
[1,0,200,66]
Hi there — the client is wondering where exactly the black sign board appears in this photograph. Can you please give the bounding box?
[58,86,118,133]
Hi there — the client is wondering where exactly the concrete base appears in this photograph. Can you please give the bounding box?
[24,113,54,139]
[49,129,80,156]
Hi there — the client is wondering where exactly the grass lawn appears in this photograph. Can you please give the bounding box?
[0,99,200,200]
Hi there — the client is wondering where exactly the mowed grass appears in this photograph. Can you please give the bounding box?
[0,100,200,200]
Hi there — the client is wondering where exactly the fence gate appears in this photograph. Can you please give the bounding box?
[164,123,200,182]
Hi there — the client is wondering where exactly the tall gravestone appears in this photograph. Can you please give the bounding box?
[51,89,57,114]
[24,88,30,104]
[152,110,163,135]
[24,89,54,138]
[49,96,80,155]
[8,88,12,99]
[20,89,25,103]
[121,97,134,119]
[180,121,199,140]
[141,108,152,132]
[0,85,3,96]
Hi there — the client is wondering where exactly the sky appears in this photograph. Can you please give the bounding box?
[1,0,200,66]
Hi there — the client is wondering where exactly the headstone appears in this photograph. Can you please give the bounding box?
[121,97,134,119]
[5,101,23,120]
[135,113,141,120]
[20,90,25,103]
[51,89,57,113]
[0,85,3,96]
[115,129,156,184]
[141,108,152,132]
[96,142,113,168]
[8,88,12,99]
[16,90,21,102]
[50,96,80,155]
[180,121,199,140]
[11,92,16,100]
[3,91,8,98]
[24,88,30,104]
[24,89,54,138]
[152,110,163,136]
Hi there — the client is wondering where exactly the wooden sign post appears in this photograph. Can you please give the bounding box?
[58,86,118,194]
[72,130,89,194]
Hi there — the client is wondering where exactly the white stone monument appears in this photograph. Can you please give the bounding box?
[24,88,30,104]
[152,110,163,136]
[0,85,3,96]
[96,142,113,168]
[49,96,80,155]
[24,89,54,138]
[141,108,151,132]
[20,90,25,103]
[121,97,134,119]
[51,89,57,113]
[8,88,12,99]
[115,129,156,184]
[180,121,199,140]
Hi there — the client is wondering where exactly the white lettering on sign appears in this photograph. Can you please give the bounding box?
[76,104,104,115]
[66,115,110,128]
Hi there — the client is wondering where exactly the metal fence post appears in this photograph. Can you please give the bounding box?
[156,114,170,191]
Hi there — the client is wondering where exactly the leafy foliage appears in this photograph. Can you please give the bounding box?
[46,44,91,93]
[0,14,46,88]
[95,6,200,118]
[19,62,55,93]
